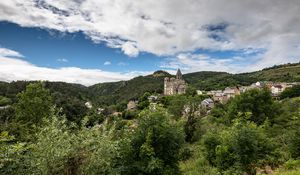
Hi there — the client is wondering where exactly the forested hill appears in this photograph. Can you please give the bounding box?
[90,62,300,104]
[184,62,300,90]
[1,62,300,105]
[88,70,170,105]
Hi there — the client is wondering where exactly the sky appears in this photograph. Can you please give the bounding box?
[0,0,300,86]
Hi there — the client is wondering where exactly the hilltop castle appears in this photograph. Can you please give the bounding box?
[164,69,187,95]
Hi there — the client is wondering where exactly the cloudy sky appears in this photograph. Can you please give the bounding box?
[0,0,300,85]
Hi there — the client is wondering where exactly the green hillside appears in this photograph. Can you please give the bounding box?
[183,71,254,91]
[184,62,300,90]
[0,81,90,102]
[89,62,300,104]
[1,62,299,106]
[248,62,300,82]
[89,70,170,105]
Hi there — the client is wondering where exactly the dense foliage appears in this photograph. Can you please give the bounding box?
[127,108,185,174]
[203,118,275,174]
[0,83,186,174]
[280,85,300,99]
[226,88,280,125]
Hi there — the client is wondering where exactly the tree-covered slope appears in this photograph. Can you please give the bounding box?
[88,71,170,105]
[184,62,300,90]
[247,62,300,82]
[0,81,90,102]
[183,71,253,91]
[1,62,299,106]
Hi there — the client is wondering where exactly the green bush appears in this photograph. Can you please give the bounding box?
[179,144,219,175]
[14,82,53,125]
[0,131,28,175]
[27,108,131,175]
[283,159,300,170]
[11,82,54,141]
[288,130,300,159]
[127,108,185,174]
[166,95,188,118]
[0,96,11,106]
[280,85,300,99]
[137,92,151,110]
[203,118,276,174]
[122,110,139,119]
[83,110,104,127]
[226,88,280,125]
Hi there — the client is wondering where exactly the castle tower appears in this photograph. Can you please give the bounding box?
[164,69,186,96]
[176,69,183,79]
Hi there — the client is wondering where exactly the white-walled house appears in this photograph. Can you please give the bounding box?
[271,85,284,96]
[201,98,214,109]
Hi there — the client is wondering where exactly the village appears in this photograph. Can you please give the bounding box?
[117,69,300,114]
[83,69,300,116]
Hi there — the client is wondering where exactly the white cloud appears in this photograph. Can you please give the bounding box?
[0,0,299,69]
[121,42,139,57]
[0,48,23,58]
[0,48,149,86]
[103,61,111,65]
[57,58,68,62]
[160,53,261,74]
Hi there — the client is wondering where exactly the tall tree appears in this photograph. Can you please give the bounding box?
[13,82,53,140]
[127,108,185,174]
[227,88,280,125]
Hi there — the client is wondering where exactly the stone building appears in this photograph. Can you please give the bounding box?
[127,100,138,110]
[164,69,187,95]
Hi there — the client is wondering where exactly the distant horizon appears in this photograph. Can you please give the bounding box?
[1,1,300,85]
[1,61,298,87]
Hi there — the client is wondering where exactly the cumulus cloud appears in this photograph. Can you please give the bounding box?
[161,53,261,74]
[0,0,299,69]
[0,48,149,86]
[121,42,139,57]
[103,61,111,65]
[0,47,24,58]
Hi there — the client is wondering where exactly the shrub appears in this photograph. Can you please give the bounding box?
[203,118,276,174]
[0,131,28,175]
[227,88,280,125]
[280,85,300,99]
[288,130,300,159]
[28,108,131,175]
[127,108,185,174]
[0,96,11,106]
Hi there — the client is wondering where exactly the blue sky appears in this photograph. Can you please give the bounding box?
[0,22,161,72]
[0,0,299,85]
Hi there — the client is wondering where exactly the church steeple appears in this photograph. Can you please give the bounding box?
[176,69,183,79]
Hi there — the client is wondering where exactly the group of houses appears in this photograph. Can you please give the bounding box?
[162,69,300,112]
[205,81,298,104]
[196,81,299,113]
